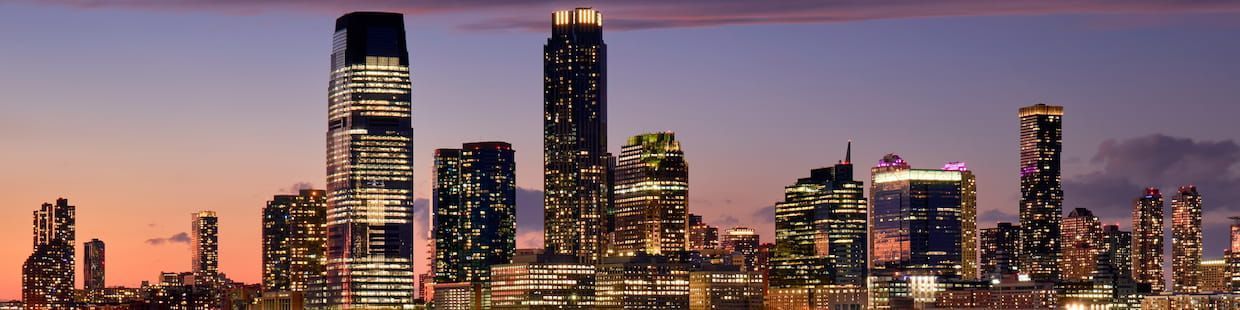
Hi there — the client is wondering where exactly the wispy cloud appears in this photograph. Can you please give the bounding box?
[24,0,1240,31]
[145,232,190,245]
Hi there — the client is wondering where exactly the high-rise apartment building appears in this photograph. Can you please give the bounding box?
[870,154,977,278]
[1172,185,1203,293]
[1018,103,1063,282]
[318,11,417,307]
[432,142,517,301]
[85,238,105,290]
[192,211,219,286]
[1133,188,1166,293]
[770,143,867,287]
[612,132,688,256]
[543,7,610,264]
[262,189,327,293]
[1061,208,1102,281]
[1100,224,1133,280]
[980,222,1020,278]
[22,198,76,309]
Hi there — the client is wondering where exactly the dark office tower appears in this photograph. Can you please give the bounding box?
[687,214,719,251]
[1172,185,1203,293]
[263,189,327,293]
[84,238,105,290]
[770,143,867,287]
[22,198,75,309]
[612,132,688,256]
[980,222,1021,278]
[869,154,976,278]
[317,11,416,308]
[1060,208,1102,281]
[192,211,219,286]
[433,143,517,284]
[1133,188,1166,293]
[544,7,610,264]
[1100,225,1133,279]
[1018,103,1064,282]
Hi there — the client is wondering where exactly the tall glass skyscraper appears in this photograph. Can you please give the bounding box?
[263,189,327,294]
[770,143,867,287]
[1133,188,1166,293]
[192,211,219,286]
[1172,185,1203,293]
[869,154,976,278]
[432,142,517,286]
[1018,103,1063,282]
[22,198,75,309]
[84,238,105,290]
[612,132,688,257]
[1060,208,1102,281]
[544,8,610,264]
[318,11,416,307]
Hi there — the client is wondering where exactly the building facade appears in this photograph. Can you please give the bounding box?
[612,132,688,256]
[489,253,596,309]
[688,267,763,310]
[980,222,1020,279]
[1061,208,1102,281]
[1133,187,1166,293]
[318,11,417,307]
[722,227,760,271]
[594,255,690,309]
[1172,185,1203,293]
[262,189,327,294]
[22,198,76,309]
[770,143,867,288]
[869,154,976,278]
[85,238,105,290]
[1230,217,1240,293]
[1018,103,1064,282]
[543,7,611,264]
[1201,259,1230,293]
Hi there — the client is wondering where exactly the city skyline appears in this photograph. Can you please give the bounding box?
[3,3,1240,299]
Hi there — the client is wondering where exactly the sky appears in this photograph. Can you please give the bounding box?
[2,0,1239,299]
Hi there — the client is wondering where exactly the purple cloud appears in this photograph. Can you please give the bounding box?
[23,0,1240,31]
[145,232,190,245]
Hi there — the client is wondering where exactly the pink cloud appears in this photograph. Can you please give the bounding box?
[24,0,1240,31]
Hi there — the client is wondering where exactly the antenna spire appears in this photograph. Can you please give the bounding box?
[844,140,852,164]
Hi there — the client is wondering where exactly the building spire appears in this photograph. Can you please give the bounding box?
[843,140,852,164]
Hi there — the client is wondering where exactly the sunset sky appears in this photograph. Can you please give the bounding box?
[2,1,1240,299]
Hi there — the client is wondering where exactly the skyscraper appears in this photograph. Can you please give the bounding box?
[544,7,610,264]
[192,211,219,286]
[85,238,105,290]
[869,154,977,278]
[318,11,416,307]
[770,143,867,287]
[262,189,327,294]
[1172,185,1203,293]
[1018,103,1063,282]
[1061,208,1102,281]
[432,142,517,285]
[22,198,75,309]
[980,222,1021,278]
[612,132,688,256]
[1100,224,1133,280]
[1133,188,1166,293]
